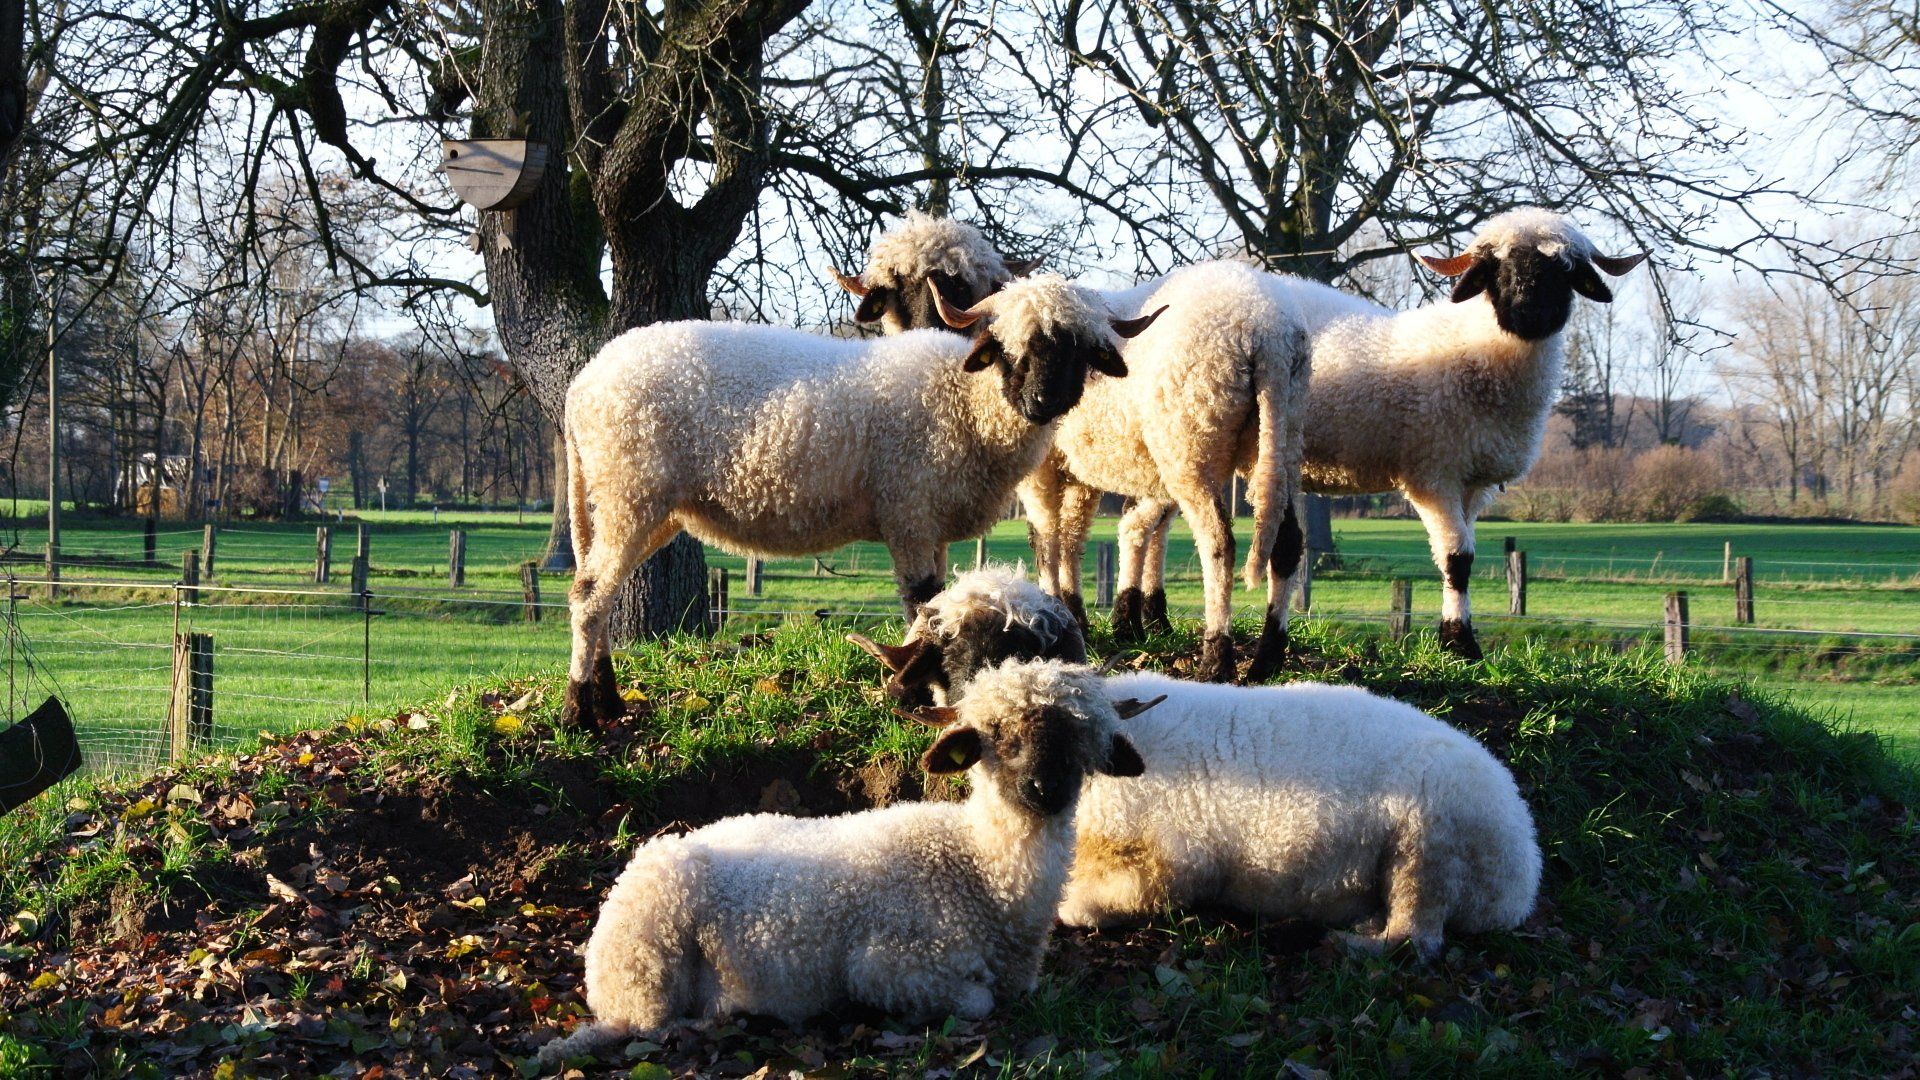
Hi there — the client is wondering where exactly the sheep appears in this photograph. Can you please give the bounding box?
[560,273,1164,729]
[842,220,1313,683]
[863,569,1540,959]
[830,210,1041,335]
[537,659,1153,1063]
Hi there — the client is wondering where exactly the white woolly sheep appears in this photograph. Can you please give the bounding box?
[843,221,1313,683]
[560,273,1163,728]
[868,569,1540,959]
[537,660,1151,1063]
[831,210,1041,335]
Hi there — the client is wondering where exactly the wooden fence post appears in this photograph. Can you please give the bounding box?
[975,536,988,570]
[1734,557,1754,625]
[1723,541,1732,584]
[744,557,764,596]
[448,529,466,587]
[708,567,730,633]
[356,523,371,563]
[1508,550,1527,616]
[1095,542,1116,609]
[1294,548,1313,613]
[181,550,200,605]
[1389,579,1412,640]
[201,524,217,578]
[521,561,542,623]
[144,519,157,566]
[169,631,212,761]
[314,526,332,584]
[1664,591,1689,664]
[45,541,57,602]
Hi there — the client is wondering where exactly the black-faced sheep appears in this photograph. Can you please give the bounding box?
[843,220,1312,683]
[831,210,1041,335]
[560,274,1162,728]
[537,660,1151,1063]
[866,569,1542,960]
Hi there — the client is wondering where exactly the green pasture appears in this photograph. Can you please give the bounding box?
[0,510,1910,769]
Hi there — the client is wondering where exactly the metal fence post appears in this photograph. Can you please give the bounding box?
[1734,557,1754,625]
[1665,591,1690,664]
[1389,579,1412,640]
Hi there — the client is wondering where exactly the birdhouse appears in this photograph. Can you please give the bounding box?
[440,139,549,211]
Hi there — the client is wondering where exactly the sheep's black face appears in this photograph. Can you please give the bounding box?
[998,707,1092,816]
[881,608,1087,707]
[1453,248,1616,342]
[858,272,986,336]
[975,330,1126,425]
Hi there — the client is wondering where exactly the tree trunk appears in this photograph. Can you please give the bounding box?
[542,430,574,570]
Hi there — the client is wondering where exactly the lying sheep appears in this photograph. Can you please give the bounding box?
[538,660,1152,1062]
[561,274,1161,728]
[868,569,1541,959]
[843,219,1312,682]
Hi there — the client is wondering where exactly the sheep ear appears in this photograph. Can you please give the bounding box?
[1449,259,1495,303]
[1002,255,1044,276]
[854,289,890,323]
[962,333,1000,373]
[1111,694,1166,720]
[1087,346,1128,378]
[1568,260,1614,304]
[921,727,983,774]
[847,632,921,673]
[1100,734,1146,777]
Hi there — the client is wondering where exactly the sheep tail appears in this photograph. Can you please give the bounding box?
[565,408,593,566]
[1242,327,1300,591]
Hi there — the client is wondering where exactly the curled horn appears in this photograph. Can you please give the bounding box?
[846,632,922,673]
[897,706,960,728]
[1590,252,1648,277]
[1096,651,1135,676]
[1419,253,1478,277]
[929,280,986,330]
[830,266,871,297]
[1110,304,1168,339]
[1002,256,1045,276]
[1111,694,1167,720]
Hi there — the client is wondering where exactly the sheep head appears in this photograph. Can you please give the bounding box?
[849,567,1088,707]
[1421,208,1647,342]
[837,213,1037,336]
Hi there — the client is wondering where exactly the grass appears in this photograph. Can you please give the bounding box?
[0,510,1911,773]
[0,618,1916,1075]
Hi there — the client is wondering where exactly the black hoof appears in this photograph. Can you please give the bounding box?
[1246,613,1289,683]
[594,653,629,721]
[1143,590,1172,635]
[1196,633,1236,683]
[1063,592,1090,634]
[563,678,599,731]
[1438,619,1484,661]
[1112,587,1145,643]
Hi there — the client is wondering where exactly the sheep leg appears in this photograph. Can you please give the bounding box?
[1113,498,1173,642]
[1017,459,1065,601]
[1170,483,1237,682]
[1141,505,1176,634]
[1246,499,1304,682]
[1054,480,1101,632]
[566,514,677,729]
[888,541,943,620]
[1339,840,1449,963]
[1405,486,1484,661]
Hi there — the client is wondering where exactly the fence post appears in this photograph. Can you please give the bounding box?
[144,519,157,566]
[1294,547,1313,613]
[350,550,369,603]
[168,631,212,761]
[744,557,764,596]
[315,526,332,584]
[448,529,466,587]
[1734,557,1754,625]
[1723,541,1732,584]
[708,567,729,633]
[521,561,542,623]
[1508,550,1527,616]
[975,536,988,570]
[201,524,217,578]
[181,550,200,605]
[1664,591,1689,664]
[44,542,57,603]
[1095,542,1116,609]
[1389,579,1412,640]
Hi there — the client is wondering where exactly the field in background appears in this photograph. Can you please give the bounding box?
[0,509,1911,770]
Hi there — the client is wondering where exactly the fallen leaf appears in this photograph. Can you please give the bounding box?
[166,783,202,804]
[123,797,159,821]
[492,714,525,737]
[314,867,350,893]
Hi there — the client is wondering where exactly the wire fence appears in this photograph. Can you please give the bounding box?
[0,518,1911,780]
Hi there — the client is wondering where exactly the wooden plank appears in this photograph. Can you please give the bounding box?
[441,140,550,210]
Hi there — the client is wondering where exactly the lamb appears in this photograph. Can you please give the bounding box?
[560,273,1162,728]
[841,220,1313,683]
[862,569,1542,959]
[537,659,1152,1063]
[1098,209,1647,660]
